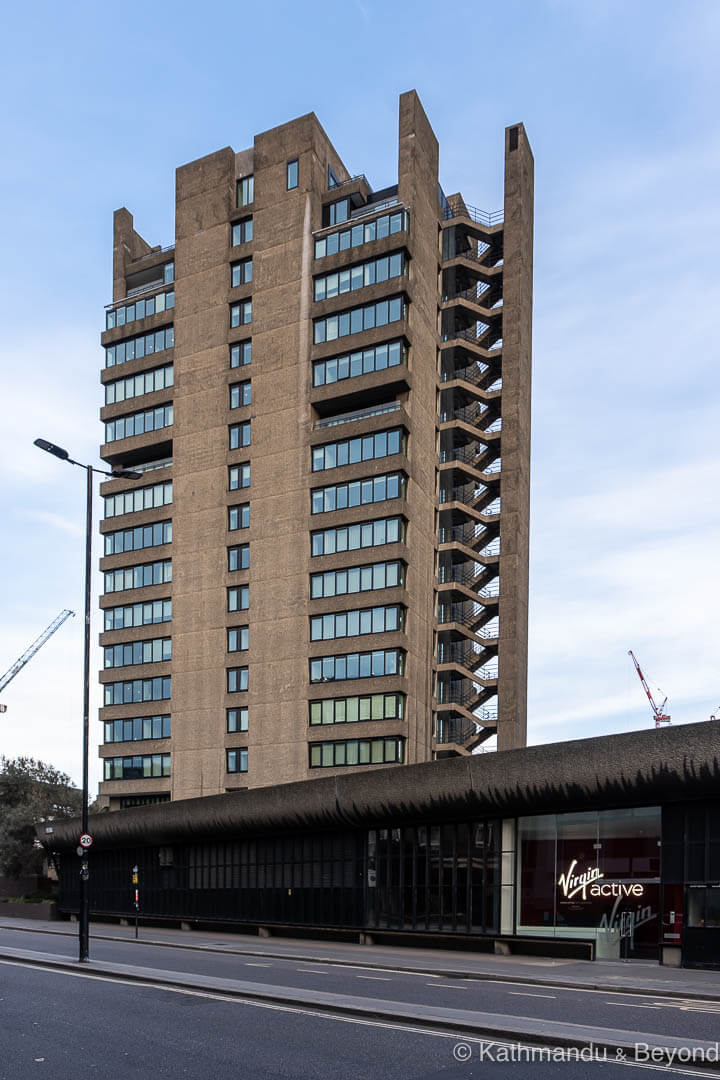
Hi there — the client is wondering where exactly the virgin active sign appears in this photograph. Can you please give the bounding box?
[558,860,645,901]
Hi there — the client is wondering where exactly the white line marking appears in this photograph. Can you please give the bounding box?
[508,991,556,999]
[356,975,391,981]
[301,969,329,975]
[604,1002,661,1010]
[245,962,271,968]
[433,984,468,990]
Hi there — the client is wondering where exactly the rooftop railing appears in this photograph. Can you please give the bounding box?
[442,198,503,227]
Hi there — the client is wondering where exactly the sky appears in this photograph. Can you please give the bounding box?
[1,0,719,790]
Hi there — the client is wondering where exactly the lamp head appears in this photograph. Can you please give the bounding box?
[111,468,143,480]
[34,438,69,461]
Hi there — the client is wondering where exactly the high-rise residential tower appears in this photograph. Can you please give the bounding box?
[97,91,533,809]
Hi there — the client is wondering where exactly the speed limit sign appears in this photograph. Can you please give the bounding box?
[79,833,93,849]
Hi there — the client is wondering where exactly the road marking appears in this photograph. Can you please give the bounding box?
[604,1002,661,1010]
[301,969,329,975]
[432,983,468,990]
[245,962,271,968]
[508,991,556,999]
[356,975,391,981]
[655,1003,720,1014]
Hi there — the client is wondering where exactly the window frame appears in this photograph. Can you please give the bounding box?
[231,217,253,246]
[226,747,248,773]
[237,175,254,208]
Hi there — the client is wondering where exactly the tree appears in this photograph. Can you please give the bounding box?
[0,757,82,878]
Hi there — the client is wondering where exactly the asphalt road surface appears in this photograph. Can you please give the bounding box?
[0,924,717,1045]
[1,961,718,1080]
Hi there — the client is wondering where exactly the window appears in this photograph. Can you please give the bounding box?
[228,544,249,571]
[311,472,406,515]
[230,340,252,368]
[226,747,248,773]
[310,560,404,598]
[104,676,171,706]
[104,482,172,519]
[104,520,172,556]
[229,463,250,490]
[323,198,349,227]
[311,516,405,557]
[106,290,175,330]
[227,626,249,652]
[313,341,405,387]
[314,251,406,302]
[104,599,171,631]
[232,218,253,246]
[309,693,404,726]
[104,560,172,594]
[105,364,174,405]
[309,649,404,683]
[287,159,299,190]
[105,326,174,369]
[228,504,249,532]
[126,261,175,295]
[104,753,171,780]
[237,175,254,207]
[104,715,171,744]
[104,638,172,668]
[328,165,340,189]
[105,403,173,444]
[230,300,252,327]
[230,381,251,408]
[311,428,404,472]
[310,605,404,642]
[309,737,404,769]
[229,422,251,450]
[315,210,408,259]
[228,586,249,612]
[227,707,248,733]
[313,296,405,345]
[231,259,253,287]
[227,667,248,692]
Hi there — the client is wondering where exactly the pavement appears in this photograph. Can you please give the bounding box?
[2,916,720,1069]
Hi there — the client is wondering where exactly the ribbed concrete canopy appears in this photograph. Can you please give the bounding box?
[45,721,720,851]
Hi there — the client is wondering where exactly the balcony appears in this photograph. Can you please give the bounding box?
[315,401,401,430]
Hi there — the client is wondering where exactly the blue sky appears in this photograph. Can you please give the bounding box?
[1,0,719,788]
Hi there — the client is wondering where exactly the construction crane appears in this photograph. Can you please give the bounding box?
[628,649,671,727]
[0,610,75,712]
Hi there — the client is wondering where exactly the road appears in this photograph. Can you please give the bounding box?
[0,925,719,1079]
[0,924,718,1043]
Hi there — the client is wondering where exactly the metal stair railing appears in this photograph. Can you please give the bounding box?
[437,524,500,554]
[437,640,496,665]
[440,362,491,387]
[441,281,491,304]
[439,402,489,426]
[438,446,502,474]
[435,716,480,747]
[442,199,504,227]
[437,605,499,630]
[437,562,498,587]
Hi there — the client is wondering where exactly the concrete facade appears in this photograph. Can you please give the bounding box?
[97,92,534,808]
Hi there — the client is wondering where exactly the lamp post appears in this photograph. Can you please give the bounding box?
[34,438,141,962]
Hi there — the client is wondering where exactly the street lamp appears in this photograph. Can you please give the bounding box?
[34,437,141,962]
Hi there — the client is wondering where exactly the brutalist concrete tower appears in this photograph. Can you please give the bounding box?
[97,91,533,808]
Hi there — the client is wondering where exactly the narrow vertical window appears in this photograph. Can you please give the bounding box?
[287,159,299,190]
[237,176,254,207]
